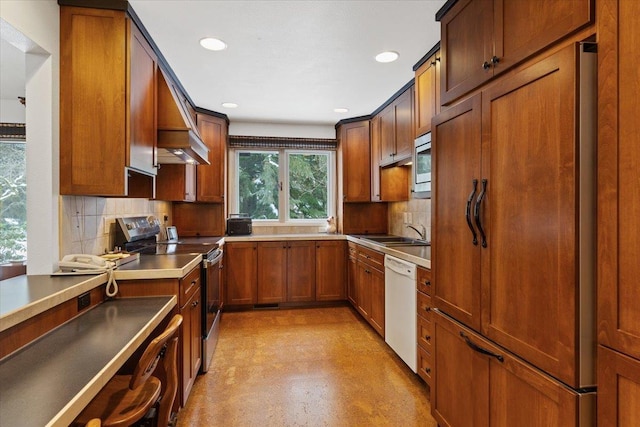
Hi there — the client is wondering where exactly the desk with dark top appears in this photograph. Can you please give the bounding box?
[0,295,176,427]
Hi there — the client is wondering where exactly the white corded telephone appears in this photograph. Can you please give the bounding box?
[58,254,119,297]
[58,254,115,272]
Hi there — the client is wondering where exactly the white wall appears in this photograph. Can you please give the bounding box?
[0,99,24,122]
[229,121,336,139]
[1,1,60,274]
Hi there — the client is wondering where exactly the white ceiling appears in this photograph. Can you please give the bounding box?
[129,0,445,126]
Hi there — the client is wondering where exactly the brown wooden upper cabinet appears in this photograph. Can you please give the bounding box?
[155,163,196,202]
[438,0,593,106]
[60,6,157,196]
[339,120,371,202]
[414,50,440,137]
[196,113,227,203]
[433,44,592,388]
[379,87,413,166]
[156,112,227,203]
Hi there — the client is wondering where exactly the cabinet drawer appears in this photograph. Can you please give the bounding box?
[417,345,432,384]
[417,314,433,353]
[417,266,432,295]
[417,291,432,320]
[358,245,384,268]
[179,266,201,307]
[348,242,357,257]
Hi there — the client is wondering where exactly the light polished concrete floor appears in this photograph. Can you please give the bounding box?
[177,306,438,426]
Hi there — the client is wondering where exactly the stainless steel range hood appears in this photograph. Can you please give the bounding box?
[157,69,210,165]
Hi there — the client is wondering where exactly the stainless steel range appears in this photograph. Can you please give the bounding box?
[115,216,223,373]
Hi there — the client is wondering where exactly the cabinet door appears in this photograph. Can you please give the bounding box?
[340,121,371,202]
[356,263,372,319]
[368,266,385,338]
[257,242,286,303]
[347,254,358,307]
[415,53,439,136]
[156,163,196,202]
[128,22,157,176]
[315,241,346,301]
[598,0,640,361]
[432,310,488,427]
[497,0,592,73]
[394,88,413,161]
[433,310,588,427]
[598,345,640,427]
[370,115,382,202]
[287,241,316,302]
[440,0,494,105]
[181,287,201,406]
[60,7,128,195]
[172,203,225,236]
[432,94,482,331]
[379,104,396,164]
[224,242,257,305]
[480,45,580,385]
[196,113,227,202]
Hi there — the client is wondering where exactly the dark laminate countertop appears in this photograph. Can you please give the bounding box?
[0,295,176,427]
[0,274,107,332]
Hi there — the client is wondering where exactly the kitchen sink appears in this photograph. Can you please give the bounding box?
[358,235,431,247]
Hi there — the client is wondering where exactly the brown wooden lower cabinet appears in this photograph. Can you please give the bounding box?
[315,240,347,301]
[257,241,287,303]
[416,266,433,387]
[432,310,595,427]
[286,241,316,302]
[598,345,640,427]
[115,265,201,408]
[348,243,385,338]
[225,242,258,305]
[226,239,346,306]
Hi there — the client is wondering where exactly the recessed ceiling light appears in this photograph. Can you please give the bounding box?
[334,108,349,113]
[200,37,227,51]
[375,51,399,63]
[222,102,238,108]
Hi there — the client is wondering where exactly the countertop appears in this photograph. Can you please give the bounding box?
[223,233,346,242]
[220,233,431,268]
[0,295,176,427]
[347,236,431,269]
[0,254,201,334]
[114,254,202,280]
[0,273,107,332]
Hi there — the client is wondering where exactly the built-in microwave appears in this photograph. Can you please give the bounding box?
[413,133,431,198]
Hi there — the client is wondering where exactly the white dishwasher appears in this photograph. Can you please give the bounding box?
[384,254,417,373]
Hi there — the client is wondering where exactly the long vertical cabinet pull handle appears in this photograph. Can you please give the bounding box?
[466,179,478,246]
[474,179,488,248]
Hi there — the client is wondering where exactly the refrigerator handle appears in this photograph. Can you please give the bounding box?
[466,179,479,246]
[474,179,488,248]
[460,331,504,362]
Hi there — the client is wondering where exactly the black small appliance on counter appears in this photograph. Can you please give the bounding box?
[226,213,252,235]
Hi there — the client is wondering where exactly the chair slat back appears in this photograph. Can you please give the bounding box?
[129,314,183,390]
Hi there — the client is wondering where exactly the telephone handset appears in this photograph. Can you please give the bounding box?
[58,254,115,272]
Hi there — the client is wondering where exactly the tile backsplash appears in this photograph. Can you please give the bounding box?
[388,199,431,241]
[59,196,172,256]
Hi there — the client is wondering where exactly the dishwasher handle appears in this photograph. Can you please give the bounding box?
[384,255,416,278]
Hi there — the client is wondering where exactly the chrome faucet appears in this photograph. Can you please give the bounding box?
[405,224,426,241]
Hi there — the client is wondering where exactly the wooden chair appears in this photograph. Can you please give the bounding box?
[74,314,183,427]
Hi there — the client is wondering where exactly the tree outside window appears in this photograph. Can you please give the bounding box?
[0,141,27,263]
[236,149,332,222]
